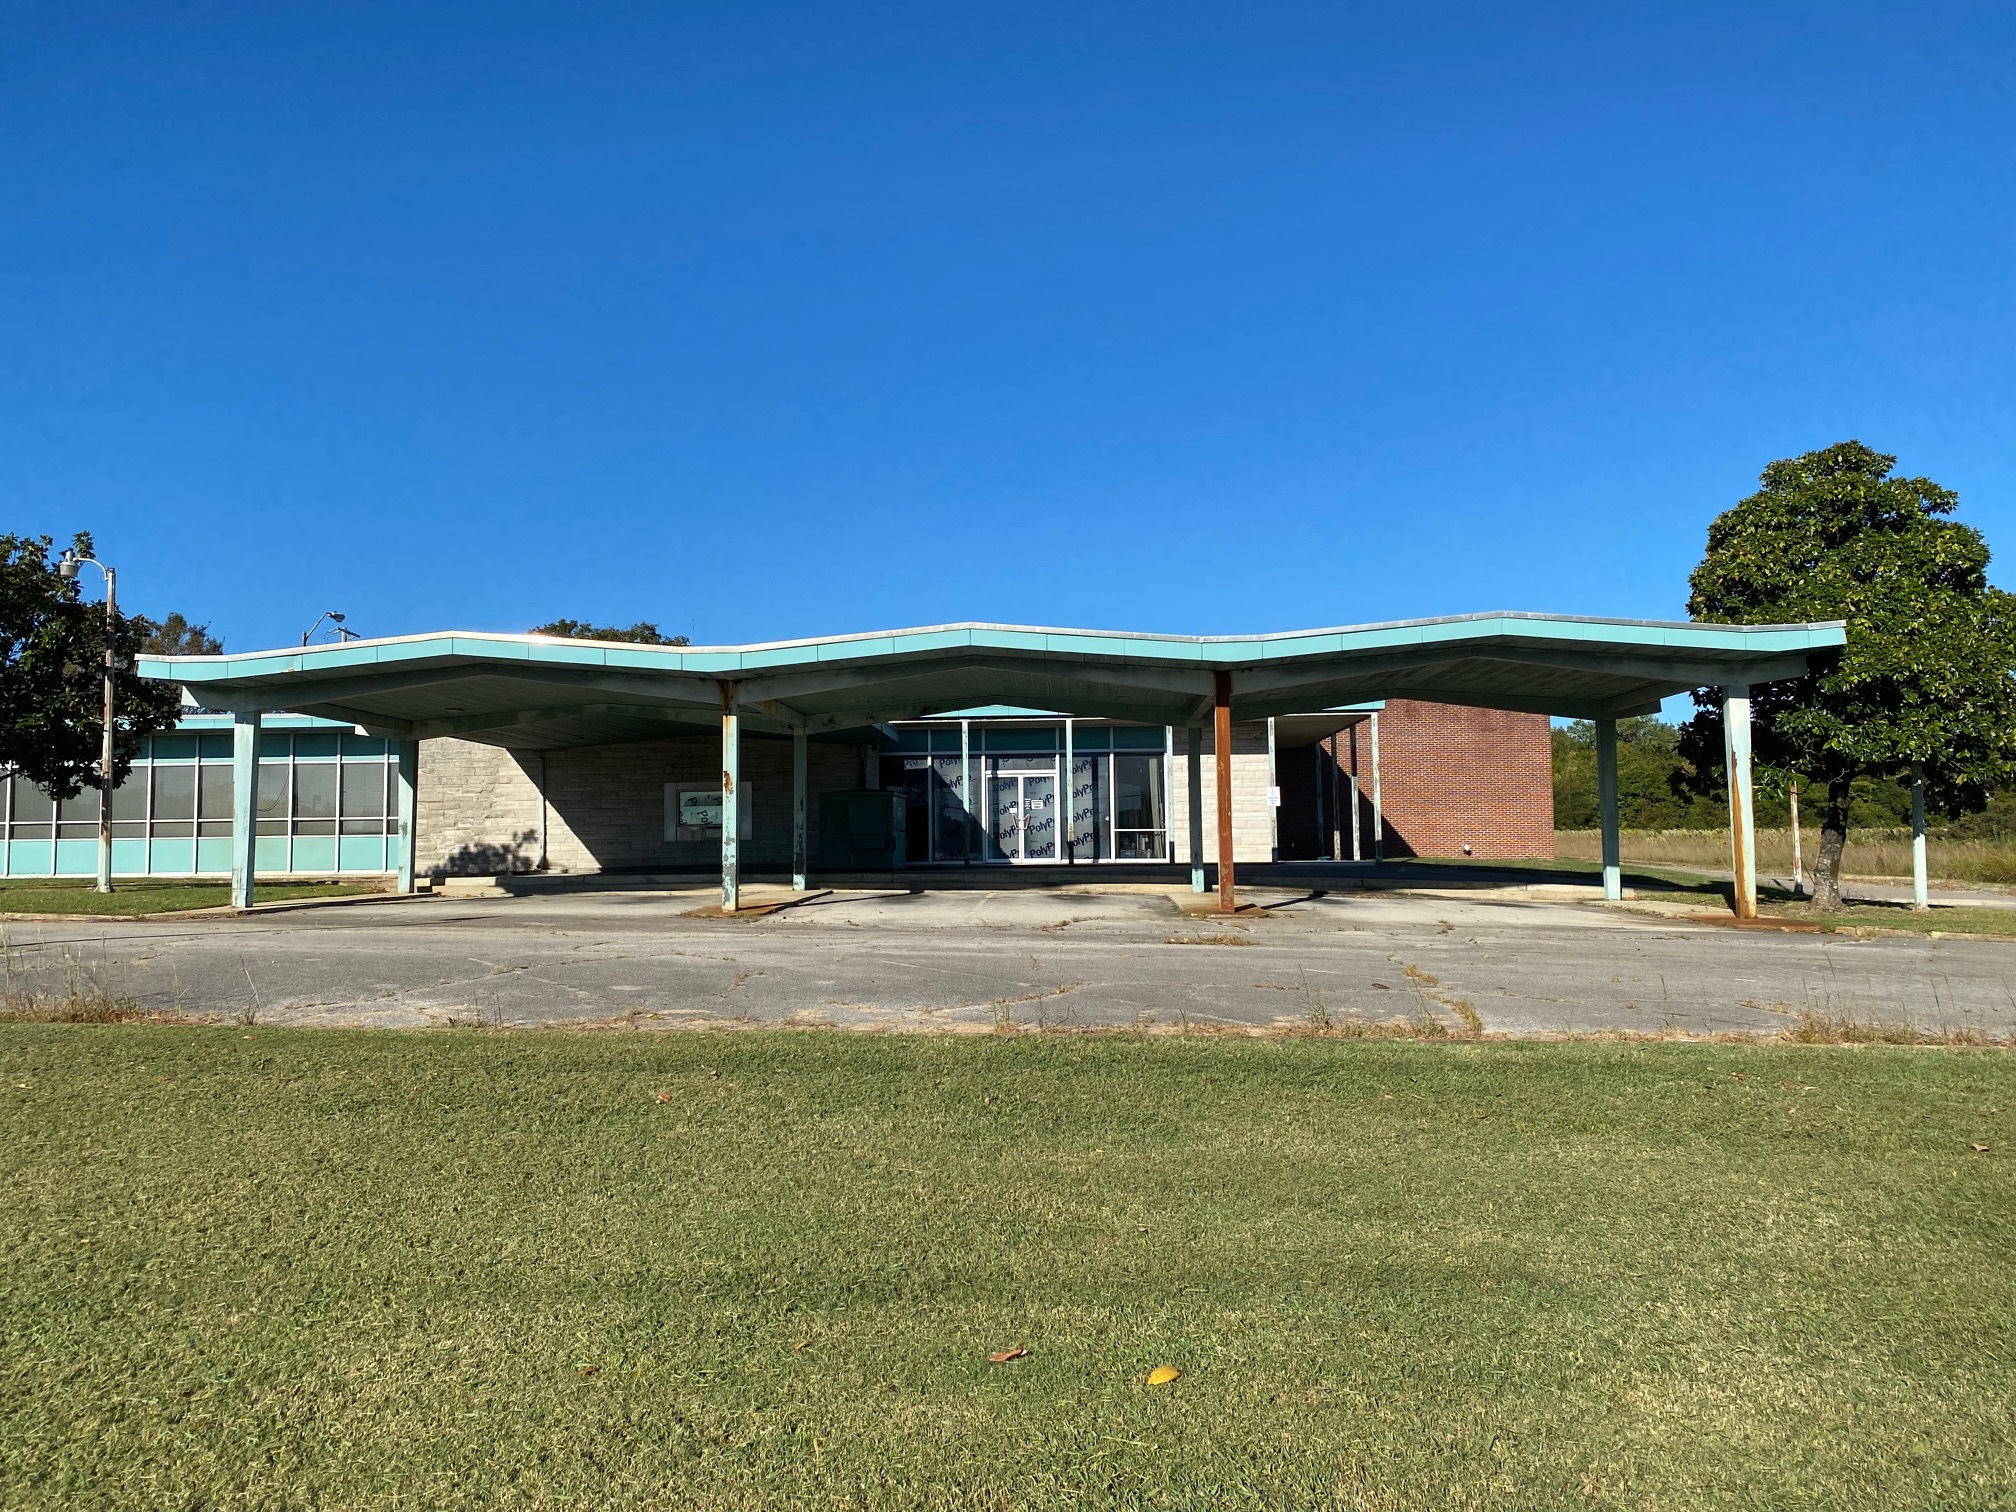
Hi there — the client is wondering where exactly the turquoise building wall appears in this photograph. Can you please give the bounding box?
[1,713,402,878]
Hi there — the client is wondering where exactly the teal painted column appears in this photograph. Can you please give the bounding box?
[1186,722,1205,893]
[1596,717,1621,901]
[720,683,740,912]
[229,710,261,909]
[395,738,419,893]
[792,725,809,892]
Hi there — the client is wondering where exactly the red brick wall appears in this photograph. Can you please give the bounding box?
[1370,699,1554,858]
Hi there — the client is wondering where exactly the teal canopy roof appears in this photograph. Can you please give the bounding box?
[138,612,1845,750]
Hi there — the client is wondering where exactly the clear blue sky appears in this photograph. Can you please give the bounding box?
[5,2,2012,668]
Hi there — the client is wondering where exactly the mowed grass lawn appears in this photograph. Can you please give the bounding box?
[0,877,384,916]
[2,1030,2012,1510]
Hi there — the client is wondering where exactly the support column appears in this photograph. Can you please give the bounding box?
[1348,726,1361,862]
[535,753,549,871]
[1266,717,1279,863]
[230,710,261,909]
[1911,764,1929,911]
[961,719,974,864]
[395,737,418,894]
[1369,711,1384,864]
[1314,740,1329,861]
[1186,722,1205,893]
[1062,717,1074,863]
[1723,684,1756,919]
[720,682,740,913]
[1596,717,1621,902]
[792,726,809,892]
[1214,671,1235,914]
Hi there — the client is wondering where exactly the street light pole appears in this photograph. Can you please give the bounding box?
[57,550,118,894]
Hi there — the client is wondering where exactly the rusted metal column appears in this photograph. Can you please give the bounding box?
[720,681,740,913]
[1722,684,1755,919]
[1214,670,1235,913]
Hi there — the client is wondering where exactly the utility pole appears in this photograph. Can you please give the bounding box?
[57,549,118,894]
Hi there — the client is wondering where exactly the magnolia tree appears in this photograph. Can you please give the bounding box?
[1679,442,2016,909]
[0,532,183,800]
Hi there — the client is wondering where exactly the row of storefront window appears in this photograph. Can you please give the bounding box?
[0,729,402,877]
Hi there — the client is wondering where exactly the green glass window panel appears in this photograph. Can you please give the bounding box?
[198,731,233,761]
[257,761,288,817]
[293,732,340,759]
[1113,753,1165,832]
[341,733,389,758]
[258,733,292,759]
[7,839,52,874]
[150,732,200,761]
[10,780,53,825]
[254,835,290,871]
[196,837,233,873]
[199,765,233,821]
[145,838,194,874]
[1110,725,1168,750]
[55,839,97,874]
[294,763,338,821]
[983,726,1059,752]
[111,837,151,874]
[340,762,385,818]
[890,728,929,753]
[152,764,196,822]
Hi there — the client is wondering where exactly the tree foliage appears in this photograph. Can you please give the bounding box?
[0,533,185,800]
[1678,441,2016,906]
[138,612,224,656]
[1552,717,1727,830]
[528,619,690,646]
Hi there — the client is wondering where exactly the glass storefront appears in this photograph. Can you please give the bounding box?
[883,720,1169,864]
[0,719,402,877]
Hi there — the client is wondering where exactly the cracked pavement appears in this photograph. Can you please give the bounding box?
[4,883,2013,1038]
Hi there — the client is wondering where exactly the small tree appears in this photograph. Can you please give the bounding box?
[529,618,690,646]
[1679,442,2016,908]
[0,532,184,800]
[138,612,223,656]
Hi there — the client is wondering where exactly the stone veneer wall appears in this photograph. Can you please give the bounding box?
[415,735,863,878]
[1163,720,1279,864]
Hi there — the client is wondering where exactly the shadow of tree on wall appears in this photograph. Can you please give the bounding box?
[431,829,540,879]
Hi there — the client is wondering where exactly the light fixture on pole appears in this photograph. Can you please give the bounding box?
[56,548,119,895]
[302,610,348,646]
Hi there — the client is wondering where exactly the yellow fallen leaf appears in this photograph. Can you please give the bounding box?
[1146,1364,1181,1385]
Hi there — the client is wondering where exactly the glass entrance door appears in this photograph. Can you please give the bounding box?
[985,757,1058,861]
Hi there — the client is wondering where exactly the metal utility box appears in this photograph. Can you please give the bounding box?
[817,790,906,870]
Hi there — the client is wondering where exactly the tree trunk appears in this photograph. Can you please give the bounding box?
[1811,776,1852,911]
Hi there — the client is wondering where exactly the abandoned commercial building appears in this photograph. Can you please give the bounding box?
[0,700,1547,881]
[129,612,1844,917]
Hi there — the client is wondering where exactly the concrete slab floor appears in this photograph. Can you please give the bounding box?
[3,883,2012,1040]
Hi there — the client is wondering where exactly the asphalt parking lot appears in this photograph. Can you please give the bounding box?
[4,882,2011,1038]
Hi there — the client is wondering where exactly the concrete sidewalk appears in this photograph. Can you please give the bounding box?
[5,882,2011,1039]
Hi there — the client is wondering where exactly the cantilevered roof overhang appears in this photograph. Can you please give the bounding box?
[137,612,1847,752]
